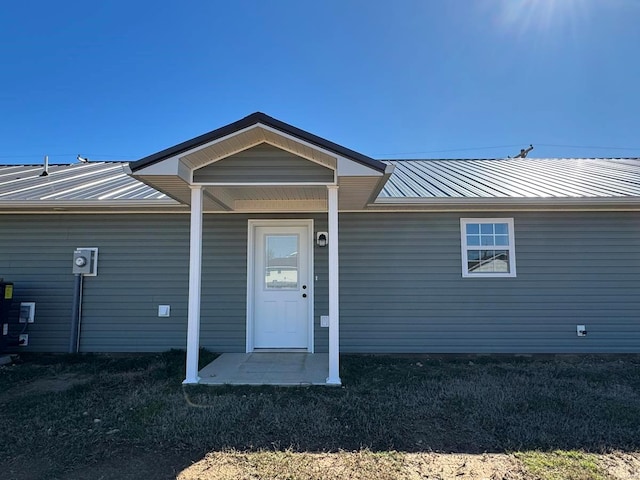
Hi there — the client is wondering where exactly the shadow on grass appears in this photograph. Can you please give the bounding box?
[1,351,640,479]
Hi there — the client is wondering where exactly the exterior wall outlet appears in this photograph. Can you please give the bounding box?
[19,302,36,323]
[577,325,587,337]
[320,315,329,327]
[18,334,28,346]
[158,305,171,317]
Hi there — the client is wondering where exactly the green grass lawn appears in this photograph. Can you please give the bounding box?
[1,351,639,479]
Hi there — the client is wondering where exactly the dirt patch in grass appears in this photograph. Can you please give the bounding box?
[179,450,404,480]
[405,453,528,480]
[598,452,640,480]
[178,451,640,480]
[0,371,92,405]
[22,373,92,394]
[178,451,530,480]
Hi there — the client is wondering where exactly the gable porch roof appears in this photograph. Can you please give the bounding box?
[126,112,393,212]
[130,112,386,174]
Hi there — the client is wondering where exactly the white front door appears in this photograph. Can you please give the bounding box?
[251,222,312,350]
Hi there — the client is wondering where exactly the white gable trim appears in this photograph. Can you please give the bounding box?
[132,123,385,181]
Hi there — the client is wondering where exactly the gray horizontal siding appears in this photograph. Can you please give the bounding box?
[0,215,191,353]
[0,213,329,354]
[193,144,334,183]
[338,211,640,353]
[1,211,638,354]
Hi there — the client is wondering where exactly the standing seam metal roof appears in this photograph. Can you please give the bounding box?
[380,158,640,198]
[1,158,640,204]
[0,162,170,202]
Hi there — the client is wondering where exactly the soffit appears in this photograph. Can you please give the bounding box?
[180,126,338,172]
[199,181,379,212]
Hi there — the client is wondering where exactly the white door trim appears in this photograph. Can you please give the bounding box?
[246,219,314,353]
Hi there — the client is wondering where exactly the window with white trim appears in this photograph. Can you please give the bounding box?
[460,218,516,277]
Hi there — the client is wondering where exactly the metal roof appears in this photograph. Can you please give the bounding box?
[0,162,175,204]
[381,158,640,198]
[1,158,640,211]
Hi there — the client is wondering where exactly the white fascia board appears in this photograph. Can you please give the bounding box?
[177,159,191,183]
[0,209,189,215]
[257,124,340,166]
[373,197,640,206]
[366,197,640,212]
[132,123,383,180]
[149,124,266,172]
[337,156,383,177]
[184,123,339,172]
[178,124,264,159]
[192,181,333,187]
[163,123,339,173]
[132,156,181,176]
[259,124,382,175]
[0,199,182,212]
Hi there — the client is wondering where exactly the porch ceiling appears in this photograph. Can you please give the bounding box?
[181,126,338,171]
[203,185,327,212]
[131,176,384,212]
[200,177,382,212]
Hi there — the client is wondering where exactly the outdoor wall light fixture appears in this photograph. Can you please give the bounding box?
[316,232,328,247]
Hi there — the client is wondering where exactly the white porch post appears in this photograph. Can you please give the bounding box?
[183,185,203,384]
[327,185,341,385]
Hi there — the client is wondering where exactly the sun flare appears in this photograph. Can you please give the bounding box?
[495,0,591,37]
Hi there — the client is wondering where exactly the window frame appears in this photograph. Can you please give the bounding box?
[460,218,517,278]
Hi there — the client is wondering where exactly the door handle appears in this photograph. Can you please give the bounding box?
[302,293,307,298]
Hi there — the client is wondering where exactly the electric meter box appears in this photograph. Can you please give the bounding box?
[73,248,98,275]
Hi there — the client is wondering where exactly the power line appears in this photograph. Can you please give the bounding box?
[1,143,639,161]
[536,143,640,151]
[0,152,134,160]
[0,153,75,159]
[373,144,523,157]
[374,143,640,157]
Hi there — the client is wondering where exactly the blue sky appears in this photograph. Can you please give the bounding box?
[1,0,638,165]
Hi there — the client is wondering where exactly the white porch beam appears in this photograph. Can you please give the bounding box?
[184,185,203,384]
[327,185,341,385]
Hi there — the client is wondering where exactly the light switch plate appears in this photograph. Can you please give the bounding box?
[320,315,329,327]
